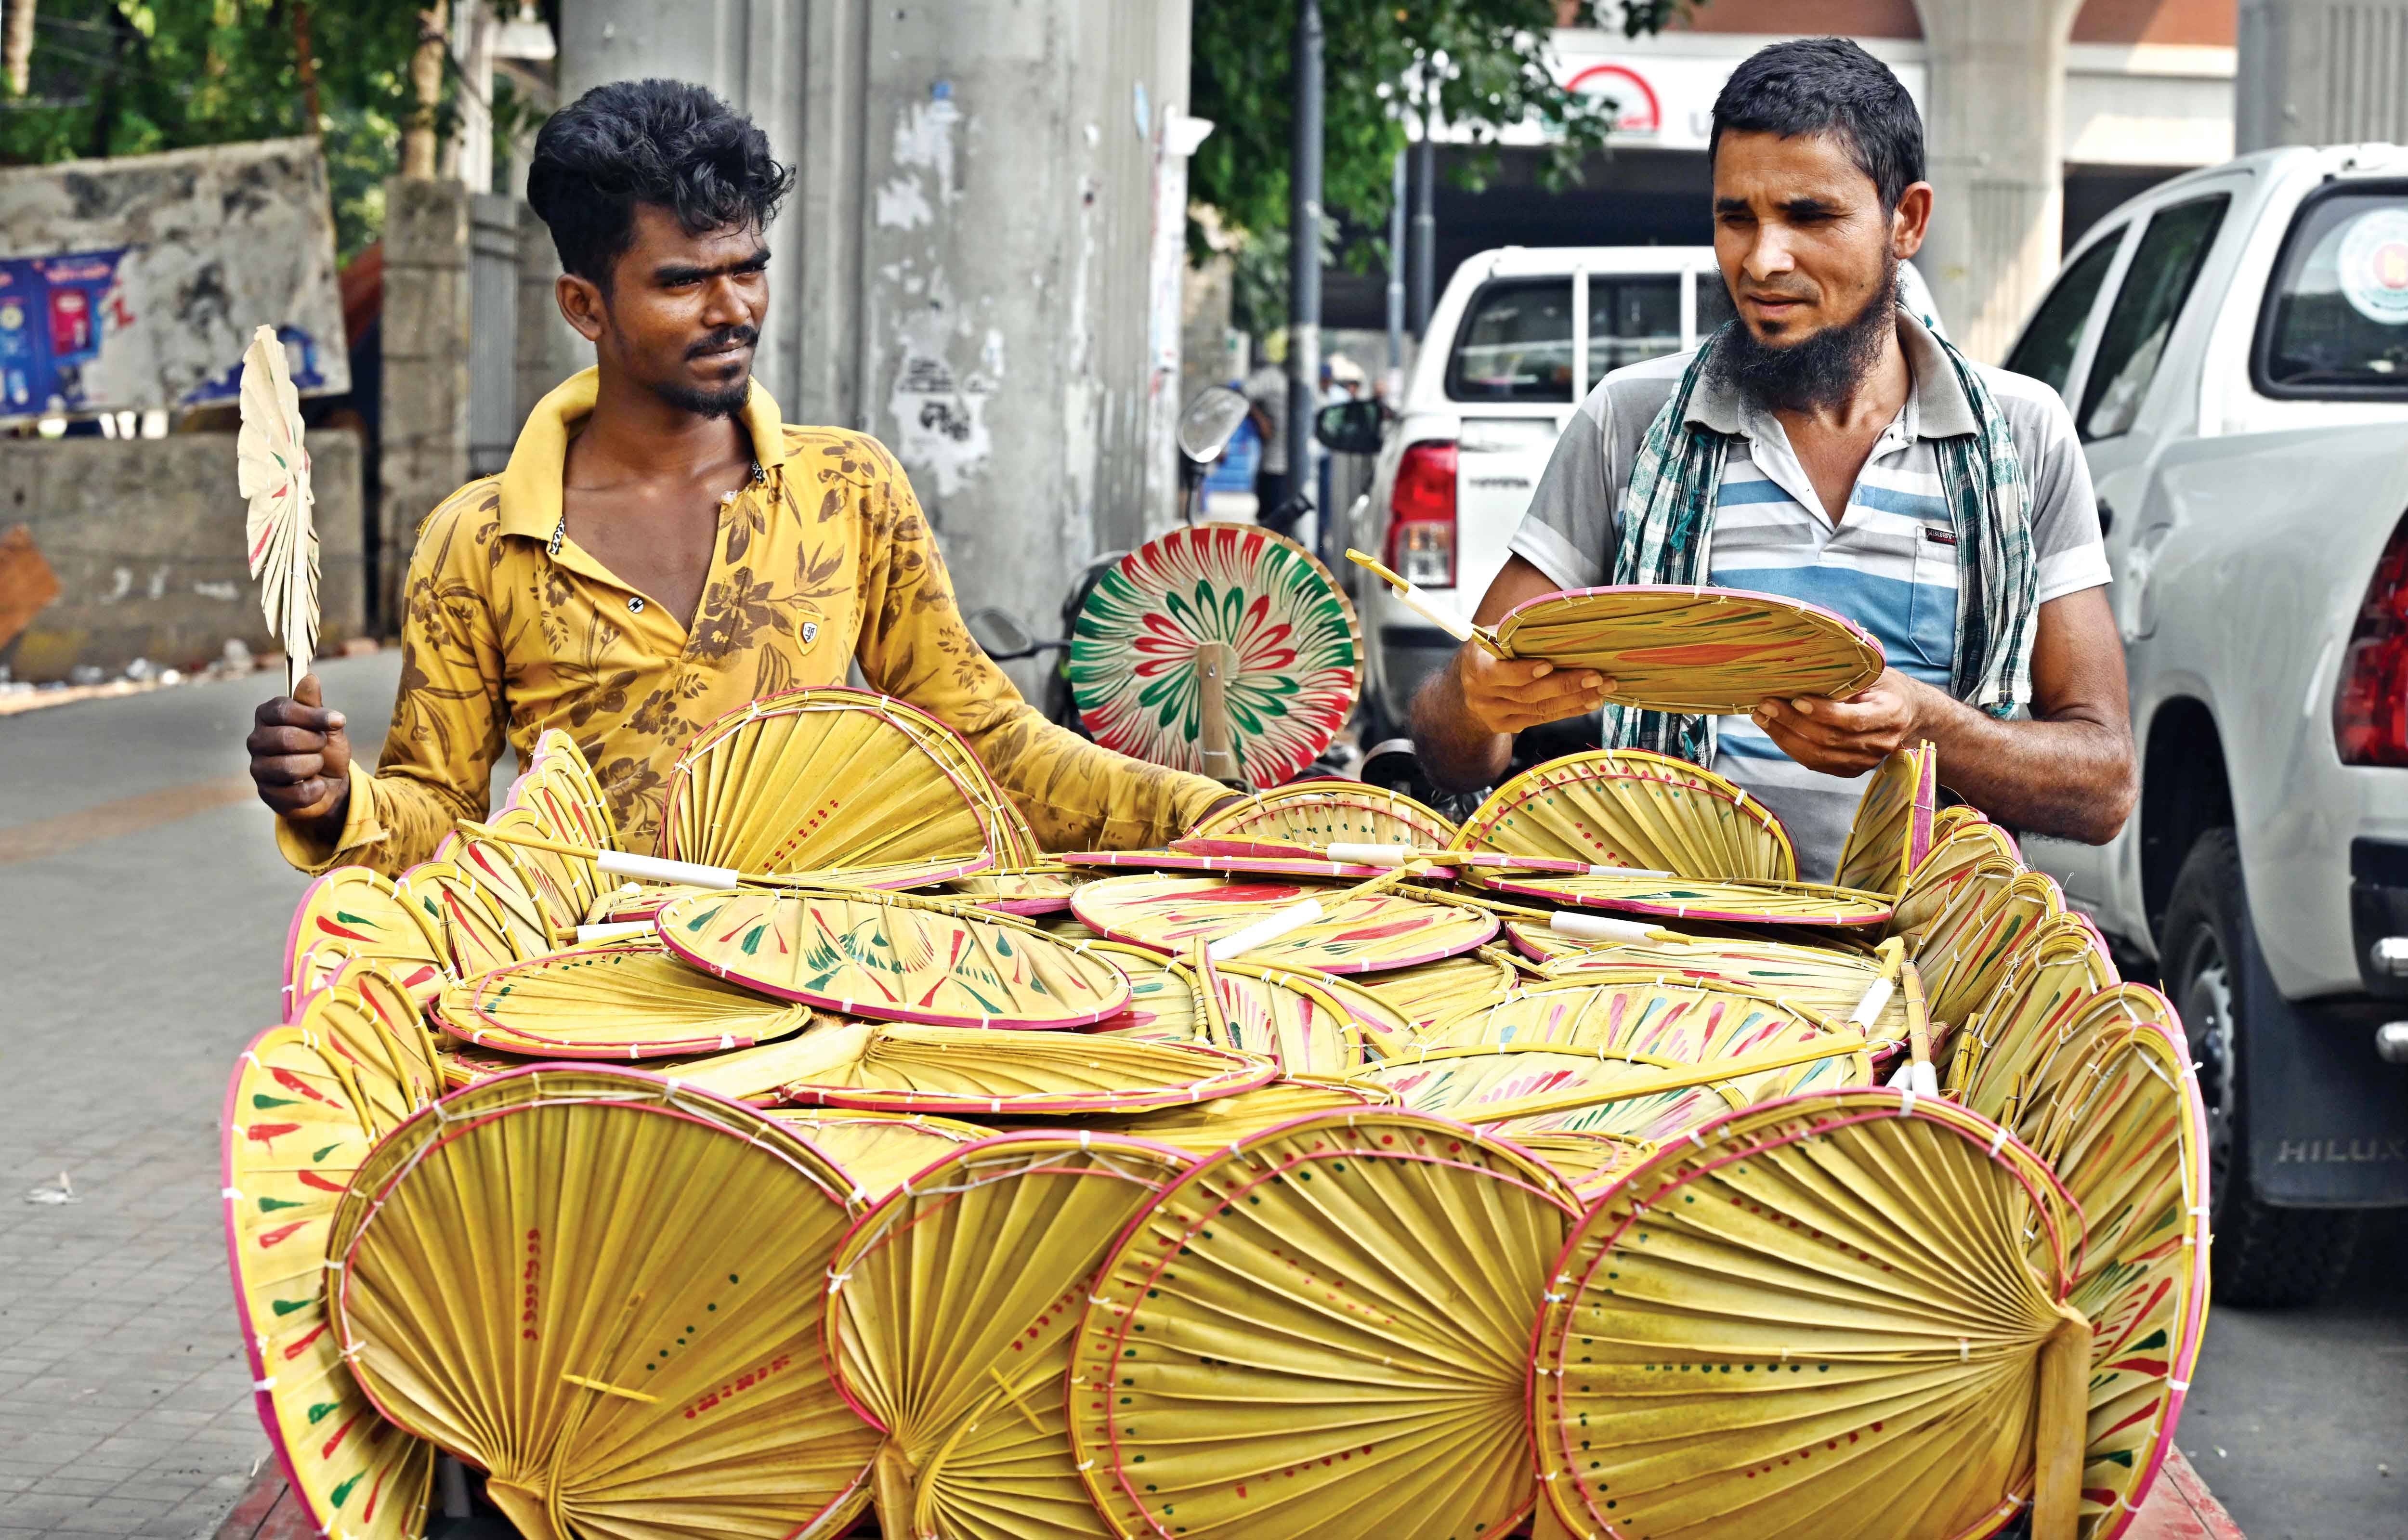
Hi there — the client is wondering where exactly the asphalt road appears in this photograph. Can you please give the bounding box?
[0,658,2402,1538]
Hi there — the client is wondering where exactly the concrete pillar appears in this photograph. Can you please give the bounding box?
[379,177,473,627]
[1912,0,2086,363]
[2239,0,2408,152]
[557,0,1195,635]
[513,203,586,427]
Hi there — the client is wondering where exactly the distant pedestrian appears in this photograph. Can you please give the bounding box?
[1243,334,1289,520]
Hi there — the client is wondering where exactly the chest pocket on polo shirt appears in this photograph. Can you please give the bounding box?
[1904,522,1960,675]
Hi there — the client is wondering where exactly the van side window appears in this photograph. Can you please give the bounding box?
[1586,275,1682,391]
[2078,195,2230,440]
[2005,230,2122,401]
[1446,280,1574,403]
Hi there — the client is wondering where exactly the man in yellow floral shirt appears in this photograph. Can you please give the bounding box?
[248,79,1230,874]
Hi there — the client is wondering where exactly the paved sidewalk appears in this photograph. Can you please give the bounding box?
[0,655,400,1540]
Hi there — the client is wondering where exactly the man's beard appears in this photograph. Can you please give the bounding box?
[1712,260,1898,415]
[649,325,758,418]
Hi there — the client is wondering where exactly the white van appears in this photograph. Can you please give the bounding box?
[1341,245,1939,740]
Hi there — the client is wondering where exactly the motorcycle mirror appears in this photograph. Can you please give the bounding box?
[966,606,1039,660]
[1177,385,1251,469]
[1314,398,1387,456]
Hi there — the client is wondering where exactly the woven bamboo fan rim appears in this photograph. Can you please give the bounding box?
[1488,582,1886,713]
[292,975,438,1137]
[1451,748,1799,882]
[656,686,1013,882]
[1203,958,1370,1074]
[1055,1075,1390,1152]
[821,1132,1193,1539]
[435,939,817,1059]
[330,1065,876,1540]
[1071,872,1501,974]
[657,887,1135,1029]
[759,1109,992,1202]
[1068,1107,1578,1540]
[772,1018,1276,1115]
[284,865,449,1017]
[1186,779,1460,847]
[1945,915,2120,1096]
[1832,741,1939,895]
[222,1026,434,1540]
[1357,1044,1755,1143]
[1062,847,1406,880]
[1478,870,1895,928]
[315,958,449,1110]
[1532,1086,2090,1540]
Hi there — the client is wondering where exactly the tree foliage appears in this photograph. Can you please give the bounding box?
[1188,0,1695,328]
[0,0,439,258]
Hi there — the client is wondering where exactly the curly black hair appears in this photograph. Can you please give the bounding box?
[526,78,797,287]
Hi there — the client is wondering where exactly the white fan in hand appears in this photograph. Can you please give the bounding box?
[237,324,317,697]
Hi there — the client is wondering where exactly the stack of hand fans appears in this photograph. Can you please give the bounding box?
[231,688,2207,1540]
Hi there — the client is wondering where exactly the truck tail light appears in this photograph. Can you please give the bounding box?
[2335,509,2408,766]
[1387,440,1459,588]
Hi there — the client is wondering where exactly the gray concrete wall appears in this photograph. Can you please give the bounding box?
[2238,0,2408,151]
[380,177,473,626]
[1,428,364,682]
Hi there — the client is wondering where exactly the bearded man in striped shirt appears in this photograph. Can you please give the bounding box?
[1411,37,2136,878]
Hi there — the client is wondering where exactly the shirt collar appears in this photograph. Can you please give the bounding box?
[1683,305,1975,441]
[496,368,789,542]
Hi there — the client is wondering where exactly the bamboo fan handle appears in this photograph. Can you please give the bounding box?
[575,920,654,944]
[1546,911,1662,944]
[1455,1032,1871,1126]
[459,820,741,889]
[2031,1301,2094,1540]
[1204,861,1429,962]
[1344,549,1506,657]
[1899,958,1938,1096]
[1847,937,1907,1026]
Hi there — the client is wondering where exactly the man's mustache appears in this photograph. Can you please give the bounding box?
[687,326,759,360]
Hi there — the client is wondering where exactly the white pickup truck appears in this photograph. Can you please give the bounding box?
[2001,143,2408,1303]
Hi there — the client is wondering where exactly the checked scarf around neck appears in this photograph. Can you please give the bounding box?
[1599,314,2040,767]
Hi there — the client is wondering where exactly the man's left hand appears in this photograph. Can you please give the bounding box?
[1753,668,1930,776]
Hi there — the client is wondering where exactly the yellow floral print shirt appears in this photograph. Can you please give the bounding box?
[277,370,1229,876]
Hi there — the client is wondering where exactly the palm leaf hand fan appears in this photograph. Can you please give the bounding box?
[285,865,448,1016]
[1500,1128,1655,1201]
[772,1018,1272,1115]
[1349,551,1883,714]
[396,856,531,979]
[1911,867,2067,1055]
[237,325,318,696]
[222,1026,434,1540]
[1070,522,1363,784]
[1202,957,1368,1074]
[1069,1109,1578,1540]
[658,687,1010,887]
[1889,824,2022,945]
[1484,869,1894,929]
[1186,779,1457,848]
[1534,933,1915,1052]
[434,938,816,1058]
[941,863,1090,916]
[1452,750,1797,882]
[330,1066,879,1540]
[658,888,1132,1028]
[1832,741,1939,893]
[1945,914,2120,1096]
[1079,941,1211,1042]
[824,1133,1192,1540]
[1060,1075,1388,1155]
[520,729,618,847]
[1352,949,1524,1035]
[760,1109,990,1202]
[1072,872,1498,974]
[1957,985,2209,1539]
[291,969,441,1136]
[1533,1088,2094,1540]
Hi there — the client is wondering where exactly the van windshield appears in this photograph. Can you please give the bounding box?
[2259,184,2408,397]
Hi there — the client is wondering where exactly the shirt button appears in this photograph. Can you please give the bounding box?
[627,596,645,614]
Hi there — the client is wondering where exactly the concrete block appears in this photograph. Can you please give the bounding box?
[380,264,472,358]
[380,177,472,269]
[380,356,472,443]
[0,428,366,682]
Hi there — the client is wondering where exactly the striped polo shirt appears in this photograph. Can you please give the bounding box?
[1508,309,2111,880]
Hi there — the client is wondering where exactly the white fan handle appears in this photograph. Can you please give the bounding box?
[575,920,656,944]
[1547,912,1654,943]
[1207,899,1325,961]
[595,851,742,889]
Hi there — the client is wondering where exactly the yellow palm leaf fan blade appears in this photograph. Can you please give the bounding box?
[1362,1044,1754,1142]
[222,1027,434,1540]
[316,958,449,1109]
[916,1358,1104,1540]
[1350,949,1521,1037]
[329,1067,878,1540]
[1070,872,1499,974]
[1497,1128,1655,1200]
[1888,829,2024,945]
[433,939,816,1059]
[397,856,528,979]
[825,1134,1192,1538]
[853,686,1044,865]
[1068,1109,1580,1540]
[237,324,318,697]
[1963,985,2209,1538]
[760,1110,990,1202]
[776,1021,1272,1116]
[1533,1089,2088,1540]
[1833,741,1940,893]
[1204,960,1368,1074]
[1290,966,1421,1058]
[657,888,1133,1028]
[291,978,430,1137]
[1188,780,1459,848]
[284,865,449,1018]
[1078,941,1212,1042]
[1452,750,1796,881]
[1056,1076,1390,1155]
[478,803,599,936]
[523,729,620,850]
[1947,916,2121,1098]
[660,689,1006,882]
[1914,869,2067,1056]
[1536,934,1913,1050]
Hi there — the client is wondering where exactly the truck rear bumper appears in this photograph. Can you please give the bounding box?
[2243,904,2408,1206]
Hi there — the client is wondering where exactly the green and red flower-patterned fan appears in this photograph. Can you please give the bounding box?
[1069,522,1362,784]
[222,1026,434,1540]
[1832,740,1938,892]
[1911,866,2068,1055]
[1077,940,1212,1042]
[1068,1109,1579,1540]
[1451,749,1797,881]
[283,865,449,1018]
[1072,872,1498,974]
[1533,930,1919,1054]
